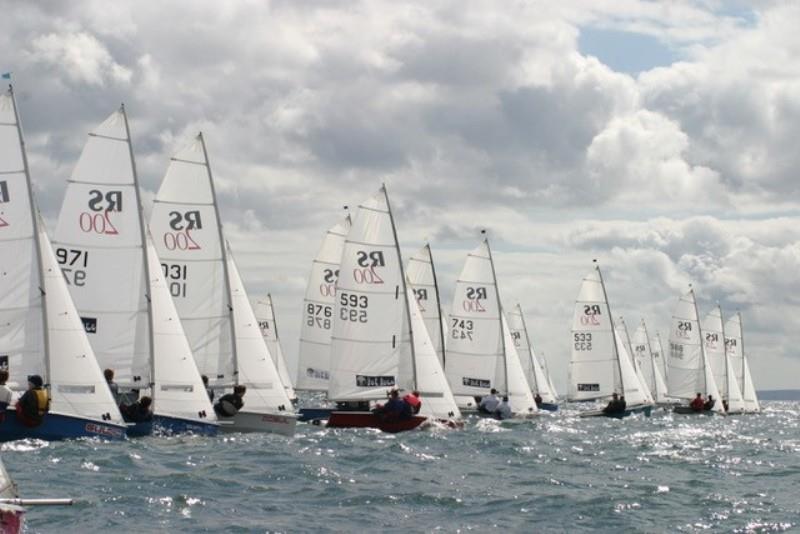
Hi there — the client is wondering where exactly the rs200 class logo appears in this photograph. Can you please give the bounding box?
[463,286,487,312]
[163,210,202,251]
[80,189,123,235]
[580,304,602,326]
[353,250,384,285]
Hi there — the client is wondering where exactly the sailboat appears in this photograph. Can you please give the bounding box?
[631,320,671,405]
[568,264,652,418]
[539,353,559,403]
[52,107,217,436]
[615,317,655,406]
[0,87,127,441]
[326,186,461,432]
[724,313,760,413]
[652,331,668,384]
[667,289,724,415]
[253,294,297,402]
[149,133,296,436]
[506,304,559,411]
[444,237,538,418]
[702,306,746,414]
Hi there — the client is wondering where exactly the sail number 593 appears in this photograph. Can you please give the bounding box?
[339,293,368,322]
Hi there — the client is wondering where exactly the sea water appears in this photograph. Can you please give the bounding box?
[2,401,798,533]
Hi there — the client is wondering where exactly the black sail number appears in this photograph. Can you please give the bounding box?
[339,292,368,323]
[574,332,592,351]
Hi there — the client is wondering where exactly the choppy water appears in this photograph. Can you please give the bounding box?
[2,401,799,533]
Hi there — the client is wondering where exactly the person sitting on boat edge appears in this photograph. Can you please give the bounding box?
[690,393,705,412]
[704,395,716,411]
[16,375,49,427]
[534,393,543,408]
[214,385,246,417]
[619,395,627,412]
[202,375,214,403]
[403,390,422,415]
[602,392,624,415]
[478,389,501,414]
[494,396,513,420]
[374,389,410,421]
[0,370,14,421]
[121,396,153,423]
[722,399,729,412]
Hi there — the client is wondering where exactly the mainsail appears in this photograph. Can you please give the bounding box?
[615,318,655,405]
[296,215,351,391]
[631,320,670,404]
[254,294,296,400]
[724,312,760,412]
[666,289,723,412]
[702,306,745,412]
[406,244,447,367]
[506,304,557,403]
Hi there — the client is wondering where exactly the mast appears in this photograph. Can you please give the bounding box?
[484,234,509,393]
[717,304,730,400]
[382,184,417,390]
[199,132,239,385]
[268,294,280,341]
[121,104,156,395]
[426,243,447,367]
[517,303,538,392]
[595,263,624,396]
[641,319,658,399]
[9,85,51,384]
[689,287,707,394]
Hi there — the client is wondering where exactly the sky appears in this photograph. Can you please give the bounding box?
[2,0,799,392]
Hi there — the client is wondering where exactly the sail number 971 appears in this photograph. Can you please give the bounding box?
[574,332,592,351]
[339,293,368,322]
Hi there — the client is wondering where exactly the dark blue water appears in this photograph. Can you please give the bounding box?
[3,402,798,533]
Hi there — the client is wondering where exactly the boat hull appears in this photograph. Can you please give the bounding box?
[125,415,219,437]
[580,405,653,419]
[0,505,23,534]
[537,403,559,412]
[297,408,335,422]
[218,410,297,436]
[0,410,127,442]
[672,406,717,415]
[326,411,427,433]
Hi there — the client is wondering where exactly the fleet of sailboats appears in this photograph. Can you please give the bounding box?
[0,83,767,441]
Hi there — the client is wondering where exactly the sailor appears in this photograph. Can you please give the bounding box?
[374,389,408,421]
[534,393,543,407]
[704,395,716,411]
[478,388,501,414]
[104,368,121,404]
[494,396,513,420]
[16,375,49,427]
[603,392,623,414]
[214,385,246,417]
[0,370,14,419]
[201,375,214,403]
[722,399,729,412]
[618,395,627,412]
[403,390,422,415]
[690,393,705,412]
[121,396,154,423]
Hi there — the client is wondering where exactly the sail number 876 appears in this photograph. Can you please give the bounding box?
[339,293,368,322]
[574,332,592,351]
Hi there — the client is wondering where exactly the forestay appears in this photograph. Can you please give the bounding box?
[52,108,150,386]
[506,304,557,403]
[631,320,670,404]
[667,289,723,411]
[328,187,407,401]
[296,215,351,391]
[406,244,446,367]
[702,307,745,412]
[254,294,296,400]
[149,135,234,385]
[445,240,505,397]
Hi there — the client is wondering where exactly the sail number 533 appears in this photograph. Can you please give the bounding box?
[574,332,592,351]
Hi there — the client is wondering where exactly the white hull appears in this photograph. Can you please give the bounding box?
[218,410,297,436]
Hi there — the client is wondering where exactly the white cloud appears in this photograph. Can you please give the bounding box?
[27,31,131,86]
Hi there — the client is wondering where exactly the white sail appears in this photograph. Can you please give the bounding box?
[614,327,651,407]
[405,286,461,420]
[667,289,723,412]
[615,318,654,405]
[296,215,351,391]
[328,188,408,401]
[541,355,559,402]
[724,313,760,412]
[228,249,293,411]
[150,134,234,385]
[445,240,505,396]
[631,320,670,403]
[702,306,745,412]
[500,313,538,414]
[254,294,296,400]
[0,88,123,424]
[52,108,150,386]
[569,268,619,401]
[146,235,216,422]
[742,357,760,412]
[406,244,446,367]
[506,304,557,403]
[652,332,668,383]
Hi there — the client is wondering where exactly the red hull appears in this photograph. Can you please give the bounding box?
[326,411,426,433]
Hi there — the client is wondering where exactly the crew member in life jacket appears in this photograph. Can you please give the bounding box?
[214,385,246,417]
[478,389,501,414]
[373,389,410,421]
[121,396,153,423]
[494,396,513,420]
[402,390,422,415]
[689,393,705,412]
[16,375,49,427]
[602,392,625,414]
[703,395,716,411]
[0,370,14,422]
[534,393,543,408]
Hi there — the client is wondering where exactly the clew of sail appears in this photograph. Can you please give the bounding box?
[296,215,351,391]
[254,294,296,400]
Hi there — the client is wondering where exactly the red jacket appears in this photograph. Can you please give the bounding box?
[690,397,705,411]
[403,393,421,414]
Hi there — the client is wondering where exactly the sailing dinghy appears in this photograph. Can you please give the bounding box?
[568,264,653,418]
[724,312,760,413]
[326,186,461,432]
[615,317,655,406]
[507,304,559,411]
[702,306,746,414]
[149,133,296,436]
[631,320,671,405]
[52,107,217,436]
[0,87,127,441]
[444,237,538,418]
[254,294,297,402]
[667,289,725,415]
